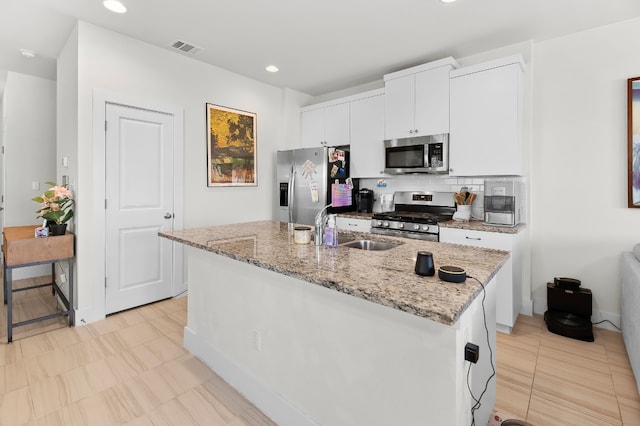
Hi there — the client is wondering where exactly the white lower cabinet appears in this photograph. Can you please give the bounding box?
[336,217,371,233]
[440,227,523,333]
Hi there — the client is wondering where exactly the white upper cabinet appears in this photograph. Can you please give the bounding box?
[449,55,525,176]
[350,90,385,177]
[300,89,387,177]
[384,57,458,140]
[383,75,414,139]
[301,107,324,148]
[414,66,453,137]
[301,102,350,148]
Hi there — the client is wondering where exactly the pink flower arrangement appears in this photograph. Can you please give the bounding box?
[33,181,74,225]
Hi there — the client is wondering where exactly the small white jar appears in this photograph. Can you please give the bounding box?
[294,226,312,244]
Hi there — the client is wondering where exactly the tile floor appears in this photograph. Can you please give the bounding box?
[2,275,640,425]
[495,314,640,425]
[0,275,274,425]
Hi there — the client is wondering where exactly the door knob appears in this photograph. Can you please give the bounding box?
[164,213,173,219]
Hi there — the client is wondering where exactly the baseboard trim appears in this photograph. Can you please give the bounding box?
[520,298,533,316]
[12,264,50,280]
[74,306,106,326]
[591,311,622,332]
[533,296,546,316]
[183,327,318,426]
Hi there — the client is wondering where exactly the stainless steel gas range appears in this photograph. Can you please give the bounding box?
[370,191,456,241]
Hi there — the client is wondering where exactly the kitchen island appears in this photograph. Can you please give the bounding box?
[160,220,509,426]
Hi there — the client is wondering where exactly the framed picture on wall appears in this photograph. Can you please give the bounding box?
[629,76,640,207]
[206,103,257,187]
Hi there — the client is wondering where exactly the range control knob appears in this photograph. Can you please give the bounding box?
[413,224,420,231]
[422,225,430,231]
[398,223,404,229]
[376,220,383,226]
[383,221,390,228]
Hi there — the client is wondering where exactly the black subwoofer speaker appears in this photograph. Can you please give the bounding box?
[544,280,594,342]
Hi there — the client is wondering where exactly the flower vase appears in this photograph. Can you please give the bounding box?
[49,223,67,236]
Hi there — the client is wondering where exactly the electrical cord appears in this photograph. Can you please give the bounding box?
[592,319,621,331]
[466,275,496,426]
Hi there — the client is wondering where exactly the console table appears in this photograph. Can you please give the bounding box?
[2,225,75,342]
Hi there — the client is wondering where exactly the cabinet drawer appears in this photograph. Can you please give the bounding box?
[336,217,371,233]
[439,227,512,251]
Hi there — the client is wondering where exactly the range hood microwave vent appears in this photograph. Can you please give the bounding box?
[170,40,204,56]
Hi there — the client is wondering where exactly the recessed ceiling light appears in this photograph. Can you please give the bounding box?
[19,49,37,59]
[441,0,456,3]
[266,65,279,73]
[103,0,127,13]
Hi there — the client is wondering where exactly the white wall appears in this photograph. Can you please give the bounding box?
[0,100,4,233]
[58,22,306,322]
[57,25,78,221]
[3,72,56,226]
[531,17,640,325]
[2,72,56,278]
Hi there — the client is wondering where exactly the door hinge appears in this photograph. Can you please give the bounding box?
[105,199,107,209]
[104,277,107,288]
[1,146,4,154]
[105,120,107,132]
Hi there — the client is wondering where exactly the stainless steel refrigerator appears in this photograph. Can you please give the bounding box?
[276,147,354,225]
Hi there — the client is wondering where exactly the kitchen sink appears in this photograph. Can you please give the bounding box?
[341,239,401,251]
[313,233,357,245]
[337,234,357,245]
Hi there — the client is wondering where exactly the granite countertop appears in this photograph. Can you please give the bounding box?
[338,212,525,234]
[160,221,509,326]
[440,219,525,234]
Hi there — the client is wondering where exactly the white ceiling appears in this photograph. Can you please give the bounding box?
[2,0,640,97]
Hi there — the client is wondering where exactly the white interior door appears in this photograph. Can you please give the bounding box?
[105,103,174,314]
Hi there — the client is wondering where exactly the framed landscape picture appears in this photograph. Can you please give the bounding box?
[206,103,257,187]
[629,77,640,207]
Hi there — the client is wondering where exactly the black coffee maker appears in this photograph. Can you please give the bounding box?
[355,188,374,213]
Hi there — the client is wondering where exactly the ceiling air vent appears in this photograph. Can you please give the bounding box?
[170,40,204,56]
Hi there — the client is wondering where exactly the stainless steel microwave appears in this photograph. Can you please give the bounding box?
[383,134,449,174]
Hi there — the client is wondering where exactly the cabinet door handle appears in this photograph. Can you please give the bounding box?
[465,236,481,241]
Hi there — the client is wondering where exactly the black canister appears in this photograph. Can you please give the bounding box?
[415,251,435,276]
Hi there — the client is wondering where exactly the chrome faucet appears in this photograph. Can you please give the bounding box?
[314,204,332,246]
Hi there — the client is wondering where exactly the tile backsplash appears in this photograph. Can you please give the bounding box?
[360,175,487,219]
